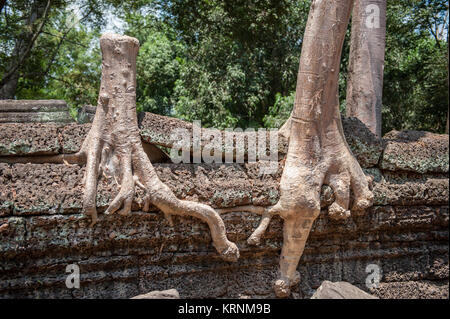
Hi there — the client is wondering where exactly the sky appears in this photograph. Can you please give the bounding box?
[66,1,126,34]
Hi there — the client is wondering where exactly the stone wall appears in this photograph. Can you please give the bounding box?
[0,114,448,299]
[0,100,74,124]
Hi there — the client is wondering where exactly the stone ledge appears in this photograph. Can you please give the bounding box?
[0,163,448,216]
[0,100,68,112]
[0,123,62,156]
[381,130,449,174]
[1,113,448,174]
[0,100,73,124]
[0,113,385,169]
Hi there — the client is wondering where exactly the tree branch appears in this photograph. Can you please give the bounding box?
[41,8,95,78]
[438,9,448,41]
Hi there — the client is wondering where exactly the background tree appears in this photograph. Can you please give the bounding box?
[0,0,111,103]
[157,0,310,129]
[381,0,448,134]
[260,0,448,135]
[123,7,185,115]
[0,0,52,98]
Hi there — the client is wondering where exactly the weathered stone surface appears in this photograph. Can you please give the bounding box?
[81,112,384,168]
[381,130,449,174]
[371,281,449,299]
[0,204,447,298]
[0,112,74,124]
[0,100,69,112]
[131,289,180,299]
[1,113,433,173]
[140,112,289,162]
[139,113,383,168]
[1,163,447,217]
[0,116,448,299]
[0,163,12,216]
[342,117,384,168]
[59,123,91,154]
[139,112,191,149]
[0,100,74,124]
[76,105,96,124]
[311,281,378,299]
[371,170,449,206]
[0,123,61,156]
[0,165,448,298]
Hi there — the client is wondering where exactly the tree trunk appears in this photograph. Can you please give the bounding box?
[218,0,374,298]
[0,72,19,100]
[266,0,374,297]
[76,33,239,262]
[345,0,386,138]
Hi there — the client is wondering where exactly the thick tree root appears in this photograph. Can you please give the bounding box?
[263,0,374,298]
[217,205,277,246]
[0,151,86,165]
[78,33,239,262]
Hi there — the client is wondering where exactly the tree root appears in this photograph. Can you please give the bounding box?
[77,33,239,262]
[0,152,86,165]
[217,205,278,246]
[257,0,374,298]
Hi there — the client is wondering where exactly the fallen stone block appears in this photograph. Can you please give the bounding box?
[311,281,378,299]
[131,289,180,299]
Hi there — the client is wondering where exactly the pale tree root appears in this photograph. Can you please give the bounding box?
[78,33,239,263]
[0,143,88,165]
[268,0,375,298]
[270,148,373,298]
[217,205,278,246]
[216,161,374,246]
[81,124,239,262]
[132,145,239,262]
[80,103,240,262]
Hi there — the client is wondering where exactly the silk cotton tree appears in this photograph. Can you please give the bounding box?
[7,0,374,298]
[223,0,374,297]
[70,0,374,298]
[55,33,240,263]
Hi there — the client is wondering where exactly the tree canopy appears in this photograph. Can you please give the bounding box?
[0,0,448,134]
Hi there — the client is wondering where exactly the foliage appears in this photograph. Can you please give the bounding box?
[124,10,185,114]
[263,91,295,129]
[0,0,114,112]
[382,0,449,133]
[0,0,448,133]
[159,0,310,129]
[260,0,449,134]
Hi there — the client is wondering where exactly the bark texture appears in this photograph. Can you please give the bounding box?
[346,0,386,137]
[70,34,239,262]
